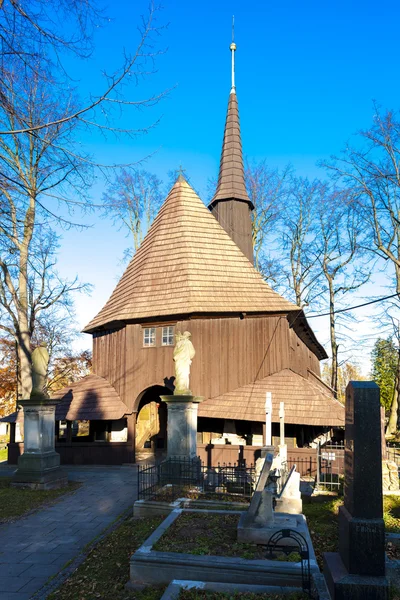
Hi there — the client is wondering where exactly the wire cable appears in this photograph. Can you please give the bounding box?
[305,293,399,319]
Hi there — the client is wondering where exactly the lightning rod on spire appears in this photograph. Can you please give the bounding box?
[230,15,236,92]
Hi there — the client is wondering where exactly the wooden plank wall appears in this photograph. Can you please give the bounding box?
[92,314,322,412]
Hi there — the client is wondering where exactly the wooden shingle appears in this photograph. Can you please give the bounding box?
[198,368,345,426]
[83,179,299,332]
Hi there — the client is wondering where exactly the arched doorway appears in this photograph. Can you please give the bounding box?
[135,385,171,456]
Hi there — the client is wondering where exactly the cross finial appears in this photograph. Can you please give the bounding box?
[230,15,236,93]
[176,164,187,183]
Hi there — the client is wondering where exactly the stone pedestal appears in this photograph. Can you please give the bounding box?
[324,382,389,599]
[12,399,67,490]
[160,395,203,460]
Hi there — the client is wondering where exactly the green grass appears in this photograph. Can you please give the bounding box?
[49,514,305,600]
[303,494,400,569]
[0,477,80,522]
[154,512,299,561]
[48,516,165,600]
[0,447,7,462]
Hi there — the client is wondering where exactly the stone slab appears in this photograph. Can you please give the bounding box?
[133,497,249,518]
[324,552,389,600]
[237,511,298,545]
[160,579,302,600]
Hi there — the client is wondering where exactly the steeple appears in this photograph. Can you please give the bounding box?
[209,29,254,264]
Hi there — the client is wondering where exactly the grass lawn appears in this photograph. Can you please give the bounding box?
[48,516,166,600]
[303,494,400,569]
[0,477,80,523]
[0,447,8,462]
[154,512,299,561]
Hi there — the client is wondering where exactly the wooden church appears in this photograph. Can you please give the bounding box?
[5,46,344,465]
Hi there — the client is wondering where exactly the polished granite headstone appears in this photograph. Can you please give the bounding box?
[324,381,389,599]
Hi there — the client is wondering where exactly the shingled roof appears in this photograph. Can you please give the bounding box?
[53,375,128,420]
[1,375,128,423]
[209,90,253,209]
[198,368,345,427]
[83,178,299,333]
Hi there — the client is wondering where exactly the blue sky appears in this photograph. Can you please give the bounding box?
[53,0,400,369]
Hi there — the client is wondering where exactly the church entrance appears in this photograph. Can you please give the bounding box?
[135,386,170,457]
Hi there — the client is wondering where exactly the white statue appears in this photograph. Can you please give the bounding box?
[31,343,49,399]
[173,331,195,395]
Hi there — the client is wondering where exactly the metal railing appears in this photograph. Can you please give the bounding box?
[387,445,400,468]
[287,442,345,492]
[138,456,255,501]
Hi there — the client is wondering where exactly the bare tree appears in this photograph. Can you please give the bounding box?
[0,222,89,398]
[0,1,168,135]
[0,59,94,397]
[245,160,291,273]
[317,186,370,396]
[30,311,92,395]
[279,177,325,308]
[0,0,167,398]
[326,107,400,423]
[102,169,163,259]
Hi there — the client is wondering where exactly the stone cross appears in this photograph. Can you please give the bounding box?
[265,392,272,446]
[279,401,285,446]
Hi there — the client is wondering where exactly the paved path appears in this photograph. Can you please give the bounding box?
[0,466,137,600]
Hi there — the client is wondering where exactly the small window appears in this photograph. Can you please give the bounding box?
[143,327,156,347]
[162,326,174,346]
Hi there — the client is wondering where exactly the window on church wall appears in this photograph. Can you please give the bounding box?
[143,327,156,347]
[162,326,174,346]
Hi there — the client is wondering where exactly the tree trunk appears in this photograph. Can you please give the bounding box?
[386,352,400,436]
[17,322,32,399]
[328,281,338,398]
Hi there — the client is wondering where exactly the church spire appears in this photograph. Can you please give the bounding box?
[208,28,254,264]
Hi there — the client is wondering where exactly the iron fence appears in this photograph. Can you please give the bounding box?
[387,445,400,469]
[138,456,255,501]
[287,442,345,492]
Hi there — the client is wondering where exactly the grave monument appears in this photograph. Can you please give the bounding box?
[238,452,298,544]
[12,344,67,490]
[161,331,203,460]
[324,381,389,599]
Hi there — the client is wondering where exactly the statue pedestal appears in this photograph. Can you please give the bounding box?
[160,395,203,460]
[12,399,68,490]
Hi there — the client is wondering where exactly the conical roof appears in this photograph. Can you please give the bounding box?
[83,179,298,332]
[209,90,253,209]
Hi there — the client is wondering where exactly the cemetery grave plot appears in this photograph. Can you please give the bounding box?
[0,476,80,522]
[151,485,251,504]
[48,513,308,600]
[153,512,301,561]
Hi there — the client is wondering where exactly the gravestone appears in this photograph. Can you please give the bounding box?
[275,465,302,514]
[324,381,389,599]
[12,399,67,489]
[237,452,296,543]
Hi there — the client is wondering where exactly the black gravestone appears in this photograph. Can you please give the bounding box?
[324,381,389,600]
